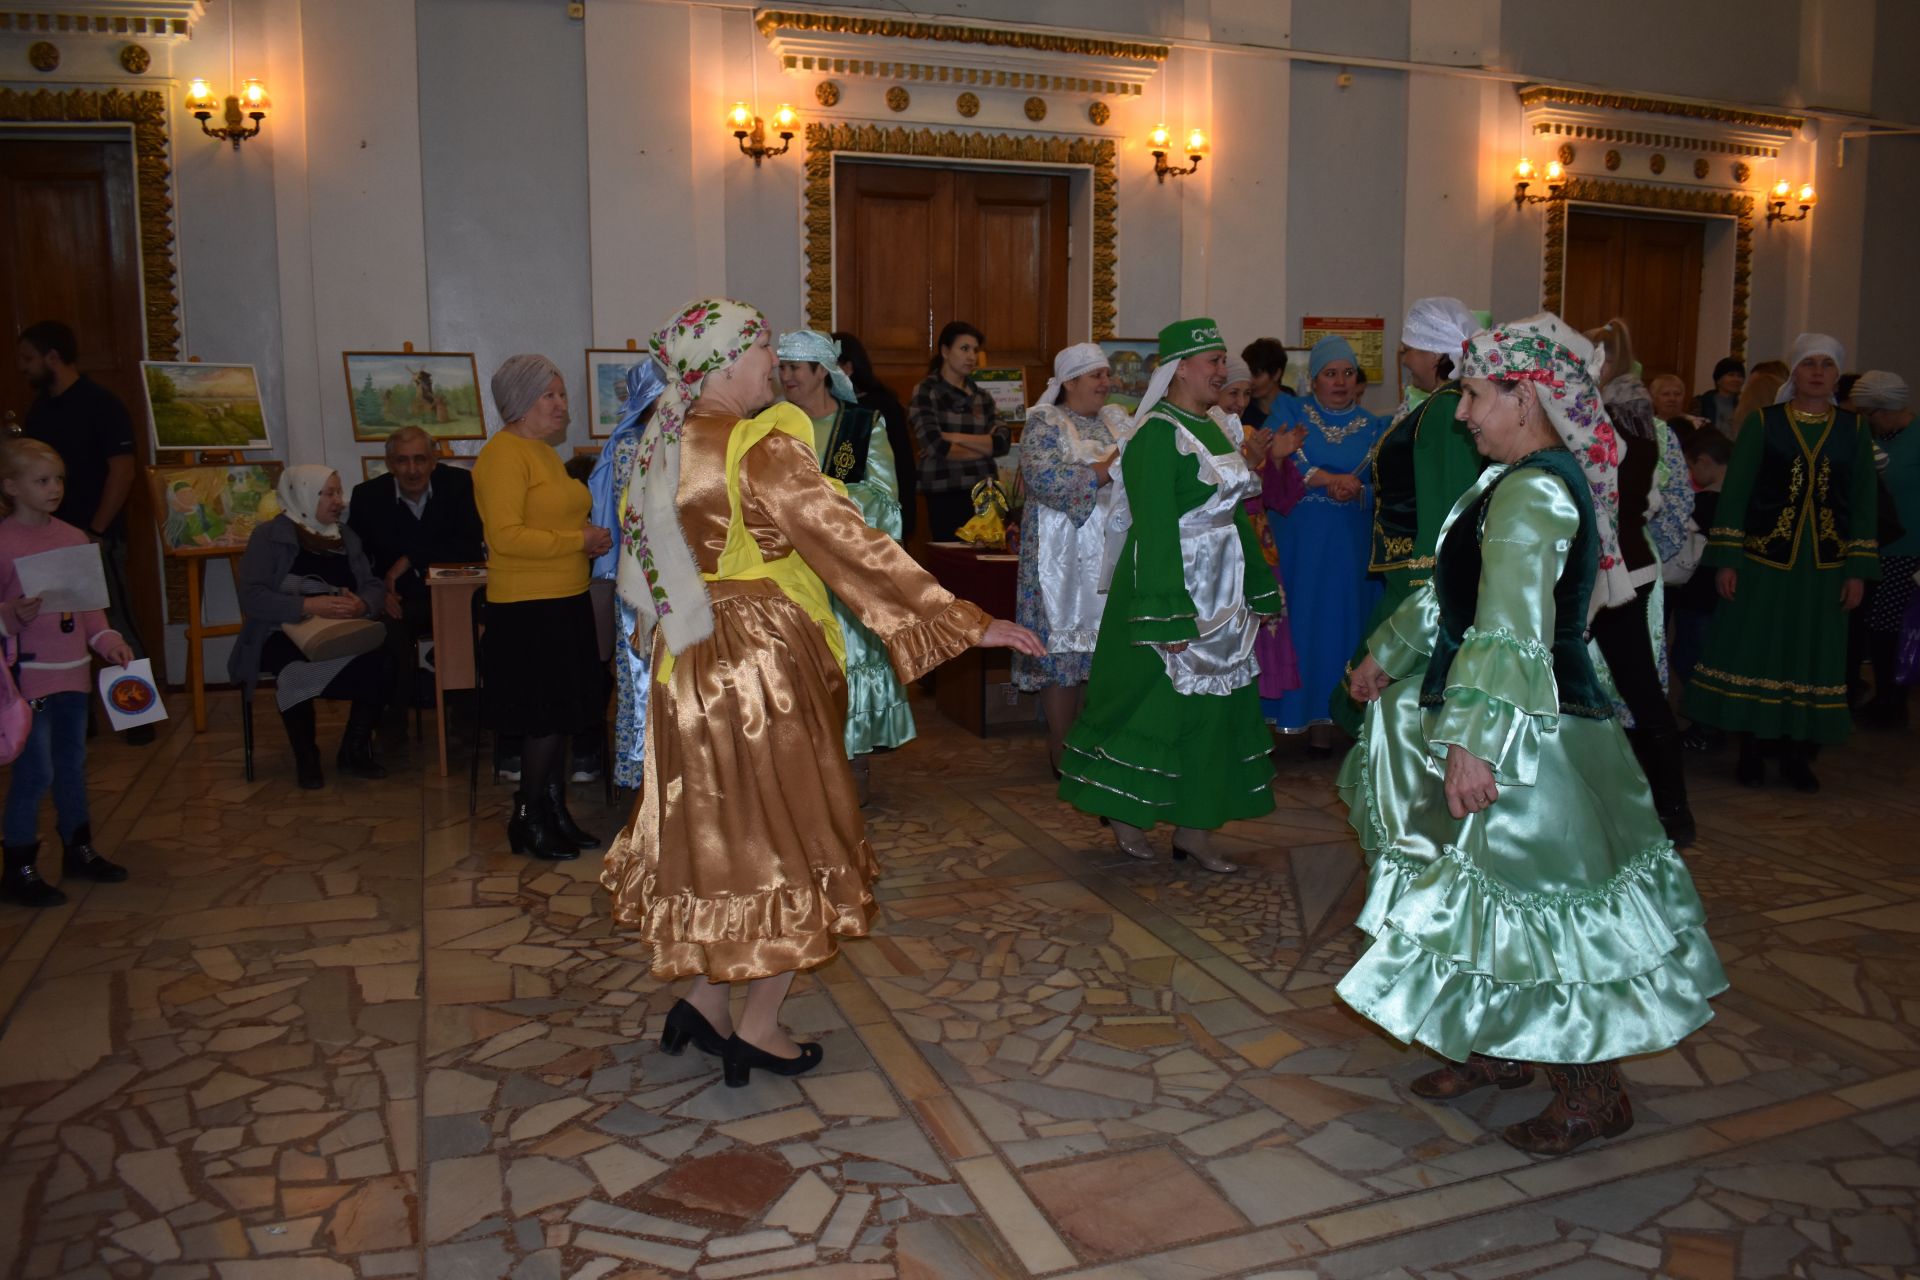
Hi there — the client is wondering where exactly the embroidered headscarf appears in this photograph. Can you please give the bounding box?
[1035,342,1110,408]
[617,298,769,656]
[491,354,566,426]
[775,329,857,404]
[1402,297,1479,358]
[278,464,344,551]
[1458,313,1634,616]
[1852,370,1910,411]
[1777,333,1846,403]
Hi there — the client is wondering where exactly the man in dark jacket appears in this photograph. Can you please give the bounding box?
[347,426,484,711]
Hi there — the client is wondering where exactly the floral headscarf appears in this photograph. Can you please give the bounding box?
[1458,313,1635,616]
[617,298,769,656]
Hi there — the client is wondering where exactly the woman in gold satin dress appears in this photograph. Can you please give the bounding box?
[601,299,1042,1086]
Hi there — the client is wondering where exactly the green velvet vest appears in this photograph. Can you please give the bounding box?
[1420,448,1613,720]
[1735,404,1864,570]
[818,404,877,484]
[1367,384,1457,575]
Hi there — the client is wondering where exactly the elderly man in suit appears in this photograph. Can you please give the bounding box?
[348,426,485,716]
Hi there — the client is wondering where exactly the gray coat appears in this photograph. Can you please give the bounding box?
[228,514,386,688]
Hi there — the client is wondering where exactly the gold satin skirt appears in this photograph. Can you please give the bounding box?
[601,578,878,981]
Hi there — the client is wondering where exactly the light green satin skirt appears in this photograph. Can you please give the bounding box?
[1335,679,1727,1064]
[836,599,916,757]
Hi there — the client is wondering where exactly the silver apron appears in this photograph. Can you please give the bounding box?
[1161,417,1262,696]
[1034,411,1124,653]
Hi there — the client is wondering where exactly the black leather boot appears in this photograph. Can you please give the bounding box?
[282,702,324,790]
[1778,739,1820,793]
[1,842,67,908]
[1630,729,1697,849]
[61,824,128,883]
[1735,734,1765,789]
[544,782,600,850]
[336,699,387,779]
[506,792,579,861]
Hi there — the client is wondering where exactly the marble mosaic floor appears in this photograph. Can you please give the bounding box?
[1,690,1917,1280]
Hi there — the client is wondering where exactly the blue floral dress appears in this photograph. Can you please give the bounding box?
[1013,403,1127,691]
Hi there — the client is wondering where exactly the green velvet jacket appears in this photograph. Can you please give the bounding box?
[1707,404,1879,576]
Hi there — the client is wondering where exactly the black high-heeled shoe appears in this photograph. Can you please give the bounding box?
[659,1000,728,1057]
[721,1033,824,1088]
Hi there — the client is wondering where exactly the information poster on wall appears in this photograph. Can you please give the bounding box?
[973,368,1029,426]
[1300,316,1387,385]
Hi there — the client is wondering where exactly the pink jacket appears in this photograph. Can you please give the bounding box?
[0,516,124,698]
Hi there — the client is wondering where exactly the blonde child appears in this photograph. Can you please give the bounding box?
[0,438,135,908]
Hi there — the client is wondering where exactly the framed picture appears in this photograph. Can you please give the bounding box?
[1282,346,1312,396]
[972,368,1029,426]
[361,456,388,481]
[140,361,272,453]
[1300,316,1387,385]
[585,349,648,438]
[147,462,283,556]
[342,351,486,442]
[1098,339,1160,412]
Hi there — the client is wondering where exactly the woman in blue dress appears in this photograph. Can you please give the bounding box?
[1267,336,1387,752]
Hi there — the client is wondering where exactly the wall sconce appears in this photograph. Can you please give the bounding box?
[1149,125,1207,183]
[1512,157,1567,207]
[729,101,798,167]
[1766,179,1817,224]
[186,77,270,150]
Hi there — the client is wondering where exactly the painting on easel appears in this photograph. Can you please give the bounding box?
[343,351,486,442]
[147,463,283,555]
[141,361,273,452]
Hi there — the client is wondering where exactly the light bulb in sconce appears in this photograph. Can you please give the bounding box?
[1514,157,1535,181]
[771,103,798,133]
[1797,183,1817,206]
[1772,178,1793,199]
[727,101,754,132]
[1544,160,1564,183]
[1149,123,1172,151]
[239,79,271,116]
[1185,128,1209,154]
[186,78,216,118]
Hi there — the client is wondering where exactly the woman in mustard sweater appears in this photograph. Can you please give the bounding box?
[474,355,613,859]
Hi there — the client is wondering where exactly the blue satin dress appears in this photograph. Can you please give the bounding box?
[1266,395,1386,730]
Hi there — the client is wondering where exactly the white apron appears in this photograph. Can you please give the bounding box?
[1034,406,1128,653]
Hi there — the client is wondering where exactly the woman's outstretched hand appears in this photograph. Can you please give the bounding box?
[980,618,1046,657]
[1347,654,1391,703]
[1444,745,1499,819]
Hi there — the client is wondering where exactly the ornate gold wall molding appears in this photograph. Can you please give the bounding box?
[1530,119,1779,159]
[1518,85,1803,134]
[757,11,1167,63]
[775,55,1142,97]
[802,123,1118,339]
[0,4,202,38]
[0,87,180,359]
[1541,178,1755,360]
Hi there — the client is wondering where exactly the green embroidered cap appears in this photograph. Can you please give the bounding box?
[1158,317,1225,362]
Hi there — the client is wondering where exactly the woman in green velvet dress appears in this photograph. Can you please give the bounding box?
[1058,318,1282,874]
[1343,315,1725,1157]
[1683,333,1879,791]
[778,330,913,802]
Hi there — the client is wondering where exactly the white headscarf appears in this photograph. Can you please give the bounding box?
[277,464,341,538]
[1777,333,1846,403]
[1852,370,1910,411]
[1402,297,1479,358]
[1035,343,1110,408]
[1222,355,1252,389]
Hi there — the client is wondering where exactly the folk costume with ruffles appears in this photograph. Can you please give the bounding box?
[1337,316,1724,1071]
[1685,335,1880,745]
[1057,319,1281,830]
[603,300,989,982]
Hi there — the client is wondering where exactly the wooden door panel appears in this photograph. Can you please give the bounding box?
[953,171,1068,401]
[834,163,954,408]
[1566,209,1704,387]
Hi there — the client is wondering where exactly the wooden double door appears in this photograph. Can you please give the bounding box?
[833,160,1071,414]
[1564,209,1705,386]
[0,137,166,676]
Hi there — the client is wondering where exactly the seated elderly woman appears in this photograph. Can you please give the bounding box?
[230,465,390,789]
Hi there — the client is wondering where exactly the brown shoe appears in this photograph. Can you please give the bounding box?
[1410,1053,1535,1100]
[1502,1062,1635,1156]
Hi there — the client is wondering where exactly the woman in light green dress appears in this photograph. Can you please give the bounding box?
[1344,315,1725,1157]
[777,331,914,801]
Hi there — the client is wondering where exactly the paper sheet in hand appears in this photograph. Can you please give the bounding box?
[98,660,167,731]
[13,543,110,613]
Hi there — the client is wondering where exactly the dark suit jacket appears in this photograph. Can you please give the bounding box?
[347,465,485,600]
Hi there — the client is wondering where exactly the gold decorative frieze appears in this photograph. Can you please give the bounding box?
[814,80,839,107]
[1088,101,1110,126]
[956,92,979,118]
[1518,85,1803,133]
[27,40,59,71]
[1531,120,1778,159]
[886,85,910,112]
[0,2,204,39]
[777,55,1142,97]
[756,11,1167,63]
[1024,96,1046,122]
[1542,179,1754,359]
[119,42,151,74]
[803,123,1118,339]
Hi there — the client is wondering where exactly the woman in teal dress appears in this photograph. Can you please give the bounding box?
[1268,336,1387,750]
[1684,333,1880,789]
[777,330,913,802]
[1058,319,1283,874]
[1343,315,1724,1157]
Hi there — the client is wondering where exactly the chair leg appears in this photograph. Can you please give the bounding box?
[241,688,255,783]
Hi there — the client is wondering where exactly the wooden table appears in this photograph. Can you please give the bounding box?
[922,543,1031,737]
[427,567,486,776]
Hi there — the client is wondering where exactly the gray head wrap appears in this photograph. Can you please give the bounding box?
[1851,370,1909,411]
[775,330,856,404]
[491,353,565,425]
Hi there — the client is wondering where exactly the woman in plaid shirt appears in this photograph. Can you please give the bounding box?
[911,321,1010,539]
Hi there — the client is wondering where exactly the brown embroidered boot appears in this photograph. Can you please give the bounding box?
[1502,1061,1635,1156]
[1410,1054,1536,1101]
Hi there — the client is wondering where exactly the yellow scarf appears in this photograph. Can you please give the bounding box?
[657,402,847,683]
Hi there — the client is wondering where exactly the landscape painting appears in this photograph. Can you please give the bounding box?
[141,362,272,452]
[1099,339,1160,412]
[343,351,486,441]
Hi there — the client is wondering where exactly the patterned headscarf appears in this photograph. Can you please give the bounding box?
[617,298,769,656]
[1458,313,1635,616]
[775,329,857,404]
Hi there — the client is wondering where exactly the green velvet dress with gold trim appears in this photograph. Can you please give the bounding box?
[1337,449,1725,1064]
[1332,384,1483,735]
[1683,405,1880,744]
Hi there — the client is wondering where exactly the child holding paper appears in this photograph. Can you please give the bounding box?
[0,439,135,907]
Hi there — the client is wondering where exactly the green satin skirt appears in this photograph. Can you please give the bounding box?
[836,598,916,757]
[1335,679,1727,1064]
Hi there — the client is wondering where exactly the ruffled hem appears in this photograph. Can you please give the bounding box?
[1441,626,1559,717]
[1059,714,1275,827]
[1428,689,1541,786]
[885,598,991,683]
[1370,591,1437,679]
[609,859,878,950]
[845,691,916,755]
[1126,586,1201,642]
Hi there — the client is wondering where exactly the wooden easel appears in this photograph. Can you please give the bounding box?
[181,545,243,732]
